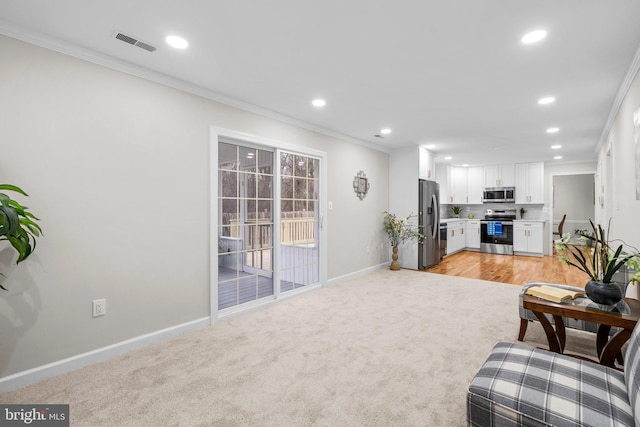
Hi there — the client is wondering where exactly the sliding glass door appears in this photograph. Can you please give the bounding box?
[216,138,323,314]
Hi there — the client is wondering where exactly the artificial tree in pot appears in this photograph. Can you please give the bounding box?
[382,211,423,271]
[0,184,42,290]
[555,219,640,305]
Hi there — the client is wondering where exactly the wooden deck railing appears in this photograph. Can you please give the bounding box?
[228,214,315,247]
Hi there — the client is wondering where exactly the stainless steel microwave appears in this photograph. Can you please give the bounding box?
[482,187,515,203]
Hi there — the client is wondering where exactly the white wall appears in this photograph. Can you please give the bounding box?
[597,64,640,251]
[0,35,389,378]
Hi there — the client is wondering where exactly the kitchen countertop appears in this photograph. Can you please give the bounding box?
[439,218,548,223]
[440,218,478,223]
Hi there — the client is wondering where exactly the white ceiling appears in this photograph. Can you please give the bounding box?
[2,1,640,166]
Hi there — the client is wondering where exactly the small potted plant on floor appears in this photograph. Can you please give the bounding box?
[555,219,639,305]
[0,184,42,290]
[382,211,423,271]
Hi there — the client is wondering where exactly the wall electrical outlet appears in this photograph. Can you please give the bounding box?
[93,299,106,317]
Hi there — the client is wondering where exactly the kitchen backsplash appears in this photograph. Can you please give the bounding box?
[441,203,546,220]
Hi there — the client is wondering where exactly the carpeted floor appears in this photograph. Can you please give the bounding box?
[0,269,597,426]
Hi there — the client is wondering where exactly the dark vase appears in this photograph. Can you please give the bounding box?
[585,280,623,305]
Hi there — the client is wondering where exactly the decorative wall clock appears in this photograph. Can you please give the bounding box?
[353,170,370,200]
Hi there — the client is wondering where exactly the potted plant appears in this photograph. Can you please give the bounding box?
[0,184,42,290]
[555,219,639,305]
[451,206,462,218]
[382,211,423,270]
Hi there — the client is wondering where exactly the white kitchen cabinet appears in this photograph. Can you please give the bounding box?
[419,146,435,180]
[436,163,453,204]
[452,167,468,204]
[466,220,481,249]
[446,220,466,255]
[514,221,543,255]
[515,162,544,204]
[484,164,515,187]
[467,167,484,204]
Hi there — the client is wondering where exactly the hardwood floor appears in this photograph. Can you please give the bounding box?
[426,250,590,287]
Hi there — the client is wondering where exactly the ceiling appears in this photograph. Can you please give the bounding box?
[2,1,640,166]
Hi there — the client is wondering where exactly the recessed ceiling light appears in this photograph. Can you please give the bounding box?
[521,30,547,44]
[546,127,560,133]
[551,144,562,149]
[554,156,563,160]
[380,128,392,135]
[312,99,326,108]
[444,156,452,160]
[166,35,188,49]
[538,97,556,105]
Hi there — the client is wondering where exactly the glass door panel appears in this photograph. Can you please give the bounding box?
[279,152,320,293]
[218,142,274,310]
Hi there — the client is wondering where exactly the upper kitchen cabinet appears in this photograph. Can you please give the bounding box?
[436,164,483,205]
[418,146,435,180]
[515,162,544,204]
[484,164,515,187]
[452,167,468,204]
[467,167,484,205]
[436,162,453,203]
[436,164,469,204]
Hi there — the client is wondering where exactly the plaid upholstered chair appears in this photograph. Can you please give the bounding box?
[467,320,640,426]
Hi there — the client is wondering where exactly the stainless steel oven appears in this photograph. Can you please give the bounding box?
[480,209,515,255]
[480,221,514,254]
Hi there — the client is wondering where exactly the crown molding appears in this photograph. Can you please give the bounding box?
[0,20,389,154]
[596,41,640,153]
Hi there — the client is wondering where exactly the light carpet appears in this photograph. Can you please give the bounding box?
[0,269,597,426]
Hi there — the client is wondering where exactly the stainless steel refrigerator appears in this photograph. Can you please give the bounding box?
[418,179,441,269]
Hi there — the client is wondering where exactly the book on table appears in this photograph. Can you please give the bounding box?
[525,285,585,303]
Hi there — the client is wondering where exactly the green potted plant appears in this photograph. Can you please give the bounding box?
[451,206,462,218]
[382,211,423,270]
[0,184,42,290]
[555,219,639,305]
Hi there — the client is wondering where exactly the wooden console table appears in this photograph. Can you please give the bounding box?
[522,294,640,368]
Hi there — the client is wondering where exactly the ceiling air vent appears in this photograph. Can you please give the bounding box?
[114,32,157,52]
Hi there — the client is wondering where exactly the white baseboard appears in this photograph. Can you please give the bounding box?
[327,263,388,286]
[0,316,210,394]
